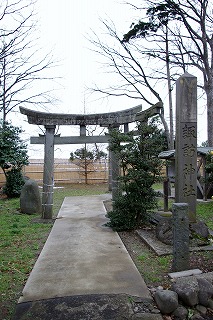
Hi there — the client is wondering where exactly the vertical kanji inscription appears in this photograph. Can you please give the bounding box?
[175,73,197,222]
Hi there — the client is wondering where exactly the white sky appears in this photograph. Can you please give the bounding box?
[16,0,141,158]
[36,0,139,114]
[11,0,207,158]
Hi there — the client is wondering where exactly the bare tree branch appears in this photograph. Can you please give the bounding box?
[0,0,60,121]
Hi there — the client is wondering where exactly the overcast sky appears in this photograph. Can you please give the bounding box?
[36,0,138,114]
[16,0,143,158]
[14,0,207,158]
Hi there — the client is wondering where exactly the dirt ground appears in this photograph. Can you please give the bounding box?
[119,230,213,288]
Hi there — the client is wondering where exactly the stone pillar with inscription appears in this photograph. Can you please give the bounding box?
[172,203,189,271]
[175,72,197,223]
[42,125,56,219]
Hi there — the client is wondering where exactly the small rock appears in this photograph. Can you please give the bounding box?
[191,314,205,320]
[190,221,209,239]
[157,286,164,291]
[149,287,156,294]
[197,277,213,307]
[132,314,163,319]
[150,307,161,314]
[207,298,213,309]
[132,297,144,303]
[154,289,178,314]
[196,304,207,315]
[156,218,173,245]
[172,305,188,320]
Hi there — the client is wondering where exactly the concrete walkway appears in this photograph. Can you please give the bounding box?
[14,194,162,319]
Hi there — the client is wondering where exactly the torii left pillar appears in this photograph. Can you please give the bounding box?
[42,125,56,219]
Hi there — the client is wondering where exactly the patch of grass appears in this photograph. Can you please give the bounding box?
[53,183,108,215]
[152,183,163,190]
[157,256,171,268]
[128,240,172,287]
[197,201,213,229]
[157,198,174,211]
[137,252,172,286]
[137,253,149,262]
[0,183,108,319]
[157,196,213,230]
[0,198,53,320]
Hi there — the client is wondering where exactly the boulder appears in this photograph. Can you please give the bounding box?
[20,179,42,214]
[155,218,173,245]
[191,313,205,320]
[172,305,188,320]
[171,278,199,307]
[154,289,178,314]
[190,221,209,239]
[195,304,207,316]
[197,277,213,307]
[208,298,213,309]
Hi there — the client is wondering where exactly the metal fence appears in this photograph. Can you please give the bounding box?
[0,159,109,186]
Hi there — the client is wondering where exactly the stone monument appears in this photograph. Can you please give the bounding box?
[175,72,197,223]
[20,179,42,214]
[172,203,189,271]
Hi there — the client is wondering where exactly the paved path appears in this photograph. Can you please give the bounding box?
[14,194,162,319]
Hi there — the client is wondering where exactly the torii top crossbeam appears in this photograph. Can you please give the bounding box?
[19,103,163,127]
[19,105,142,126]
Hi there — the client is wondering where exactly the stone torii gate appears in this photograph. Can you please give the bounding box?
[20,103,162,219]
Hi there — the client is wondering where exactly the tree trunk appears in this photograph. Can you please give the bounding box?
[2,57,6,122]
[159,111,170,149]
[206,81,213,146]
[165,27,174,149]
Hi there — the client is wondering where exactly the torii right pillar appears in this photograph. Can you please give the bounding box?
[42,125,56,219]
[175,72,197,223]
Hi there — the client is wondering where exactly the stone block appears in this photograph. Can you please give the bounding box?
[20,179,42,214]
[197,277,213,307]
[172,305,188,320]
[168,269,202,279]
[171,278,199,306]
[154,289,178,314]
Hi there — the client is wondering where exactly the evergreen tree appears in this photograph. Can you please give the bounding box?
[107,117,165,231]
[0,120,28,197]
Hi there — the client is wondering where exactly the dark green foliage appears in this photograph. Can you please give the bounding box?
[0,120,29,171]
[205,151,213,183]
[95,150,107,160]
[70,148,94,161]
[70,146,107,184]
[200,140,209,147]
[3,168,25,198]
[107,117,165,231]
[0,120,29,197]
[107,195,140,231]
[122,21,159,42]
[147,1,181,26]
[70,147,107,161]
[123,1,181,42]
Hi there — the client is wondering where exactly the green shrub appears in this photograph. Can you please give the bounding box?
[205,151,213,182]
[0,120,28,198]
[3,168,25,198]
[107,117,166,231]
